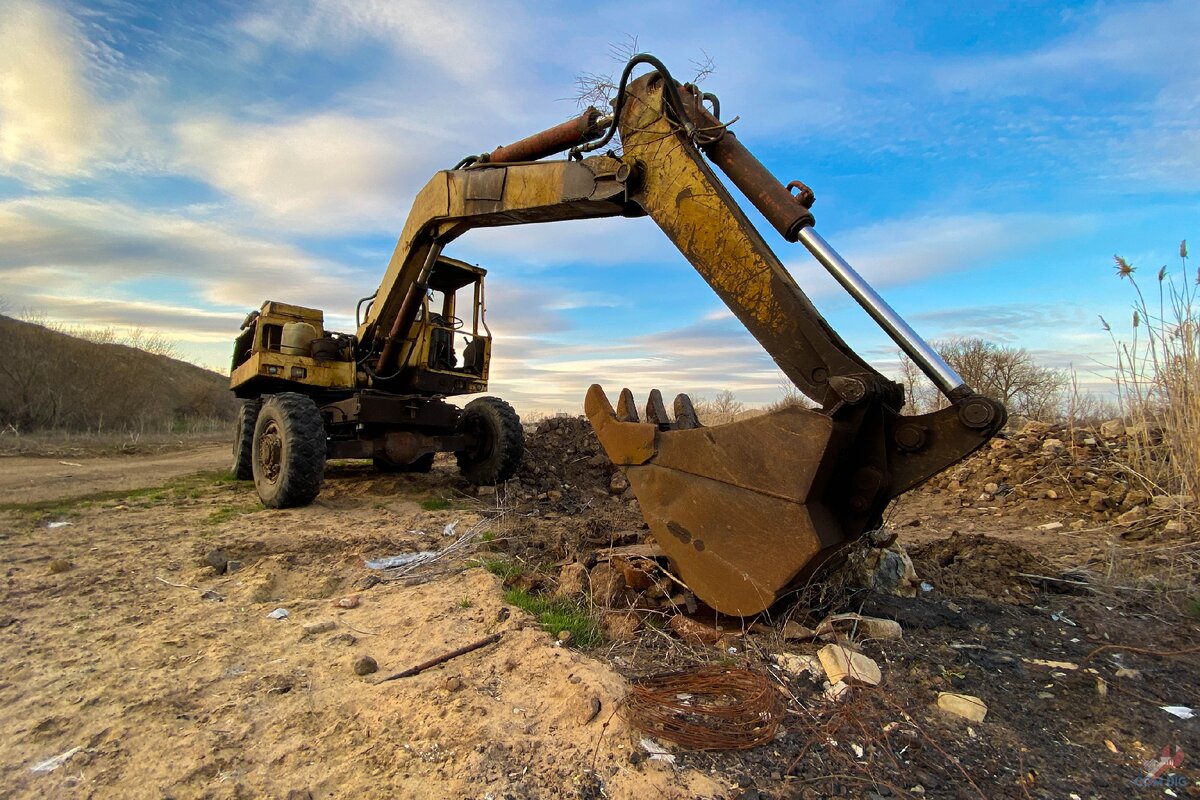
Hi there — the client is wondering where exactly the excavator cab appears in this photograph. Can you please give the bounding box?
[401,256,491,396]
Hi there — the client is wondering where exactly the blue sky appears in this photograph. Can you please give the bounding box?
[1,0,1196,413]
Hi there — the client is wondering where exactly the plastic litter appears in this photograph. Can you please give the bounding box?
[266,608,289,620]
[1161,705,1195,720]
[443,520,459,537]
[31,746,81,773]
[639,737,676,764]
[364,551,437,570]
[46,521,72,529]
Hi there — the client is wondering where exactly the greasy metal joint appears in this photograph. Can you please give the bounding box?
[829,376,868,404]
[894,423,929,452]
[958,396,1000,430]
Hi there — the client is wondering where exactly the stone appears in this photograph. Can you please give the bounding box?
[781,621,817,641]
[1150,494,1179,511]
[302,620,337,637]
[601,611,640,642]
[608,471,630,495]
[352,655,378,676]
[1088,491,1109,512]
[1114,667,1142,680]
[1099,419,1125,438]
[587,564,625,607]
[846,543,919,597]
[823,680,851,702]
[984,482,1000,495]
[48,558,73,574]
[773,652,823,680]
[1116,506,1146,526]
[611,556,654,591]
[1164,520,1190,534]
[937,692,988,722]
[444,676,464,691]
[1041,438,1065,453]
[1036,522,1064,531]
[815,613,902,641]
[556,563,588,599]
[226,560,243,573]
[1123,490,1150,508]
[204,548,230,574]
[668,614,725,646]
[817,644,881,686]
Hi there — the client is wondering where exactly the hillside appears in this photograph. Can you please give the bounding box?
[0,315,236,433]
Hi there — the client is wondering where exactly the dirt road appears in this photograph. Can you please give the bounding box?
[0,444,228,505]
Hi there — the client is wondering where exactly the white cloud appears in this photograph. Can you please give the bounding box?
[0,0,110,179]
[0,196,368,331]
[237,0,515,84]
[172,112,450,232]
[934,1,1200,96]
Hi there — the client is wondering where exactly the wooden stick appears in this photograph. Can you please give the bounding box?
[378,632,504,682]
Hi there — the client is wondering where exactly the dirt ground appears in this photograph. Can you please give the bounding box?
[0,420,1197,799]
[0,444,228,505]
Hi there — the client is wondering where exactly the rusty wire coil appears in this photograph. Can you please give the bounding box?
[620,665,784,751]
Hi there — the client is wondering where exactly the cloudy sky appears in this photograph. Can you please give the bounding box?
[1,0,1196,413]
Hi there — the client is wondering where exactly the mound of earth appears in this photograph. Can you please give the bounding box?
[909,532,1050,603]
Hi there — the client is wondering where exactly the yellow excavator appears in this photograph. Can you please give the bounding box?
[229,55,1006,616]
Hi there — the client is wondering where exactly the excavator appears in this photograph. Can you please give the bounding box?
[229,55,1006,616]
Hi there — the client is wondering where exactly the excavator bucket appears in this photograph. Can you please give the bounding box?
[587,385,867,616]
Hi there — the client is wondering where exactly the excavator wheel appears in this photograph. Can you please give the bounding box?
[252,393,327,508]
[373,452,436,473]
[455,397,524,485]
[231,398,261,480]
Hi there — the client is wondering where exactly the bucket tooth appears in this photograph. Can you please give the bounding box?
[645,389,671,429]
[673,393,702,429]
[616,388,640,422]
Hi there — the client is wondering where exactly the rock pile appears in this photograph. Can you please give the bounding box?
[509,416,629,510]
[920,418,1195,532]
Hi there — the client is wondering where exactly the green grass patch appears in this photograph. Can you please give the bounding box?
[0,469,241,514]
[420,497,452,511]
[503,588,602,648]
[471,557,524,580]
[206,504,258,526]
[458,597,473,609]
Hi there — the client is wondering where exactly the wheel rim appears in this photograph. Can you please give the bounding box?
[464,414,496,462]
[258,419,283,484]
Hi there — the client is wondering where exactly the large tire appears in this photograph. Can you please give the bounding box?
[455,397,523,485]
[373,451,435,473]
[251,393,327,508]
[231,399,261,480]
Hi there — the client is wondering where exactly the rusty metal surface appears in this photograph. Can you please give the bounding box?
[587,385,847,615]
[487,107,602,164]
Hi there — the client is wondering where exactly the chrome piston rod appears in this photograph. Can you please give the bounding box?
[796,225,967,397]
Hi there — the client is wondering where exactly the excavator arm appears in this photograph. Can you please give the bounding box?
[361,55,1006,614]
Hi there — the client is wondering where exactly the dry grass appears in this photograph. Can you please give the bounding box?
[1103,241,1199,502]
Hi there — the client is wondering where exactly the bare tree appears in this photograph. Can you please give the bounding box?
[896,337,1066,419]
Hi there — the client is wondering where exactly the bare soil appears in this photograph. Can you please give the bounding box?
[0,421,1196,799]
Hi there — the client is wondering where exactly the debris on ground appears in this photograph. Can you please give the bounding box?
[817,644,882,686]
[621,665,783,750]
[937,692,988,722]
[266,607,289,620]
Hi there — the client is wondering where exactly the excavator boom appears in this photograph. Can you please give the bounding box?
[361,55,1006,615]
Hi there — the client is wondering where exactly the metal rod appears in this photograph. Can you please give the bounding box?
[796,225,967,397]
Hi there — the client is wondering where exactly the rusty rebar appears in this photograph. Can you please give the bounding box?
[620,665,783,750]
